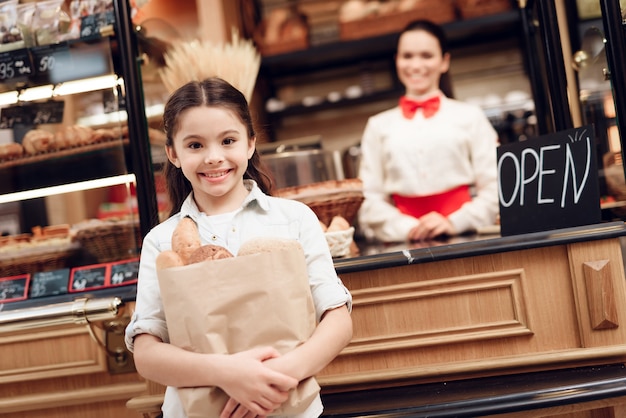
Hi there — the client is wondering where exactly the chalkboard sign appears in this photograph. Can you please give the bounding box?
[0,104,31,129]
[30,268,70,298]
[32,101,65,125]
[497,125,601,236]
[0,48,33,82]
[110,258,139,287]
[0,101,65,129]
[30,42,72,83]
[79,11,115,40]
[70,264,107,292]
[0,274,29,303]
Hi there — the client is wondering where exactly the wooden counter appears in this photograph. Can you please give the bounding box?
[3,222,626,417]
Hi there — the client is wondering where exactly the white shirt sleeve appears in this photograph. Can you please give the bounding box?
[358,111,420,242]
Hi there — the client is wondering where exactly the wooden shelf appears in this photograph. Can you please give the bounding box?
[260,10,522,77]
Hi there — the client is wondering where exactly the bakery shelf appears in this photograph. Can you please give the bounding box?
[259,10,522,77]
[0,138,129,170]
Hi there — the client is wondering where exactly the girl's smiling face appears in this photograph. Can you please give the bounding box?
[165,105,255,214]
[396,29,450,97]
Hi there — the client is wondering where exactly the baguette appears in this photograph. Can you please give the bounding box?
[171,217,202,264]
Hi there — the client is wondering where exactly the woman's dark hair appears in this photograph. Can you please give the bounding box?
[162,77,274,217]
[397,19,454,98]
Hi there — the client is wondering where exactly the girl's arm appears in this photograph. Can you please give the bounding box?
[263,304,353,381]
[133,334,298,415]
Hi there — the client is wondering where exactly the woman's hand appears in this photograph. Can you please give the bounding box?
[408,212,456,241]
[218,346,297,418]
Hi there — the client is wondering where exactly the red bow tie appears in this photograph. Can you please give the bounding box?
[399,95,441,119]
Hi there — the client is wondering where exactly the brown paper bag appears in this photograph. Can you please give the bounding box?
[157,245,320,417]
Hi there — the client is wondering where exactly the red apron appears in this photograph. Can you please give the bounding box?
[392,185,471,218]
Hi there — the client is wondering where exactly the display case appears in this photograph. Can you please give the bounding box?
[0,1,161,416]
[0,0,158,310]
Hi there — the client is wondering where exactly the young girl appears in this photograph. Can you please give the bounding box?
[357,20,500,242]
[125,77,353,418]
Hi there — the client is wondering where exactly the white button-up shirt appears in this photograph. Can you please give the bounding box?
[125,180,352,418]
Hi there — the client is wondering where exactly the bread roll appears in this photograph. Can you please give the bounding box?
[172,217,202,264]
[156,250,185,270]
[327,216,351,231]
[188,244,234,264]
[73,125,95,145]
[22,129,55,154]
[238,237,303,256]
[91,128,117,143]
[0,142,24,159]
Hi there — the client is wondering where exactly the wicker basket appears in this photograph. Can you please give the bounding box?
[276,179,364,225]
[340,0,456,41]
[325,227,355,258]
[456,0,512,19]
[74,219,141,263]
[0,247,77,277]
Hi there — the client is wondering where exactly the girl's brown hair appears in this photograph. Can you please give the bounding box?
[162,77,274,217]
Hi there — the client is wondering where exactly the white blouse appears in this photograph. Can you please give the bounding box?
[358,94,500,242]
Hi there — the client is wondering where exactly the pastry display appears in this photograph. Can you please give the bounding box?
[0,123,130,163]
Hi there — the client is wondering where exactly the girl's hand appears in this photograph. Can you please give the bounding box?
[409,212,456,241]
[220,399,266,418]
[218,346,297,418]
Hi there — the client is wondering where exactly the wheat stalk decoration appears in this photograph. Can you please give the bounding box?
[158,29,261,102]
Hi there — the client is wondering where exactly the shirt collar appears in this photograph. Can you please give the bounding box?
[179,179,271,220]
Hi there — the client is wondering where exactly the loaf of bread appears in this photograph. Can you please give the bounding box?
[22,129,55,154]
[188,244,234,264]
[327,216,351,232]
[171,217,202,264]
[156,250,185,270]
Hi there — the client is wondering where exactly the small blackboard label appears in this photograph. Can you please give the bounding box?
[31,42,72,83]
[30,268,70,298]
[31,101,65,125]
[80,11,115,40]
[0,105,31,129]
[497,125,601,236]
[0,101,64,129]
[70,263,107,292]
[0,48,33,81]
[110,258,139,286]
[0,274,30,303]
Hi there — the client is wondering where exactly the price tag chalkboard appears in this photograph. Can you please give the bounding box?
[31,101,65,125]
[30,42,72,83]
[0,274,30,303]
[110,258,139,286]
[30,268,70,298]
[0,101,64,129]
[0,104,32,129]
[0,48,33,82]
[70,264,107,292]
[79,11,115,39]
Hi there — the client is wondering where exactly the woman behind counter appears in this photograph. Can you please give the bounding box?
[357,19,500,242]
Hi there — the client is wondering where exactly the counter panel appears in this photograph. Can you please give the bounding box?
[318,236,626,392]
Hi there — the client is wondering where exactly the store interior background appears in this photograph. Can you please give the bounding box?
[0,0,624,236]
[124,0,625,216]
